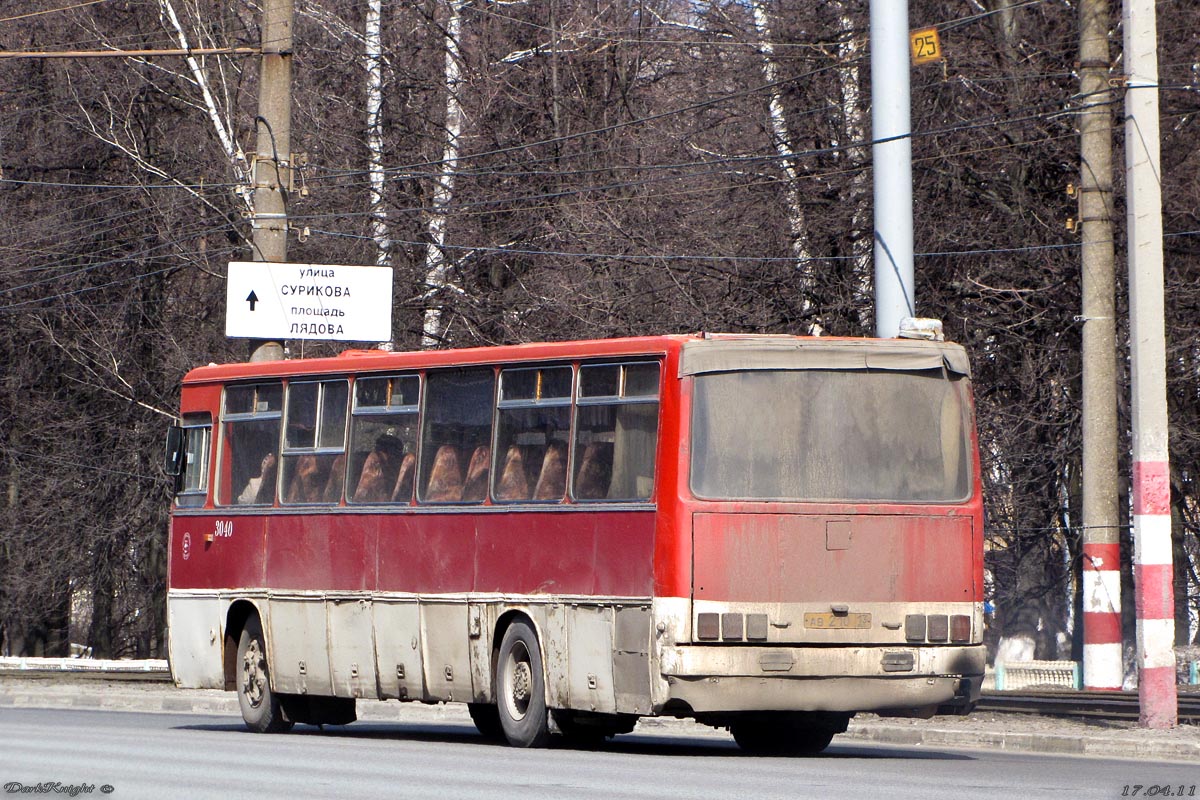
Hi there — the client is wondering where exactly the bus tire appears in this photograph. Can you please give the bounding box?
[236,616,293,734]
[730,715,834,756]
[467,703,505,740]
[495,619,551,748]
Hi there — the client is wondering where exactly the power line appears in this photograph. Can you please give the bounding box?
[0,47,259,59]
[0,0,111,24]
[289,99,1097,226]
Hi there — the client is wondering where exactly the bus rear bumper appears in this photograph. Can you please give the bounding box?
[659,644,984,716]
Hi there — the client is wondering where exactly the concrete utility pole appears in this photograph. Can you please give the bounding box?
[1077,0,1123,692]
[1122,0,1177,728]
[870,0,915,338]
[249,0,294,363]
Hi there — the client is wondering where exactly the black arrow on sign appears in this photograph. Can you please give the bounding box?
[246,290,259,311]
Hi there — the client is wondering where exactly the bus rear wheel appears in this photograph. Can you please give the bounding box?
[495,620,551,748]
[729,714,835,756]
[236,616,293,734]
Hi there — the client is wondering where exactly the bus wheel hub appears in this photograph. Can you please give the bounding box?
[512,662,531,705]
[241,640,266,708]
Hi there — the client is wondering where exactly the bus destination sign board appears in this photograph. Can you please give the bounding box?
[225,261,393,342]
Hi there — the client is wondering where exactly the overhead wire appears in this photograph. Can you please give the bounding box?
[303,74,1096,195]
[288,94,1108,226]
[3,0,1192,310]
[0,187,231,277]
[0,0,111,24]
[304,34,1090,189]
[0,89,1139,306]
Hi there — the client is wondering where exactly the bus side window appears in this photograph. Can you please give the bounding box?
[348,375,420,504]
[418,368,495,504]
[173,415,212,508]
[281,380,349,505]
[217,383,283,506]
[494,366,571,503]
[572,362,660,501]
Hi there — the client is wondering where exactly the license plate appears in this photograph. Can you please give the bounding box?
[804,612,872,630]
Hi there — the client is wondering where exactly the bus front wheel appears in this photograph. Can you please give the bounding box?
[495,620,551,748]
[467,703,505,740]
[236,616,293,734]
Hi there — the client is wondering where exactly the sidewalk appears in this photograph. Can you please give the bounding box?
[2,675,1197,763]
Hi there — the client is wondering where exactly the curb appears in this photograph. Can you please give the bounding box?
[845,721,1200,763]
[3,683,1197,762]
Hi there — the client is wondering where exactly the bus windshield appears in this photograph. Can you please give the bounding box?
[690,368,971,503]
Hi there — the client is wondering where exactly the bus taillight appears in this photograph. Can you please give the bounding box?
[950,614,973,643]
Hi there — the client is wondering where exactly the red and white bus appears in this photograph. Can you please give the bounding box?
[165,332,984,753]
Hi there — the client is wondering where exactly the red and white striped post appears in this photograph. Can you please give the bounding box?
[1077,0,1123,692]
[1123,0,1177,728]
[1082,541,1123,690]
[1133,463,1177,727]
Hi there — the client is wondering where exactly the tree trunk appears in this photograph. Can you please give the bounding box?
[366,0,390,268]
[750,0,813,273]
[421,0,466,348]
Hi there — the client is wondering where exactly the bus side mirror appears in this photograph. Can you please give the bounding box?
[165,424,186,483]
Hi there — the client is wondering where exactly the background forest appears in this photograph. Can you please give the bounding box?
[0,0,1197,671]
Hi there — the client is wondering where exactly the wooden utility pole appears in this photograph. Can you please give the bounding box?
[1077,0,1122,691]
[249,0,294,362]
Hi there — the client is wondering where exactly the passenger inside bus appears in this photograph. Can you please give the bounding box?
[238,451,278,505]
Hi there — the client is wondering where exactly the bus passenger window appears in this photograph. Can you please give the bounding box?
[418,368,495,504]
[494,366,571,503]
[348,375,419,504]
[217,383,283,506]
[174,416,211,508]
[281,380,349,504]
[572,362,659,501]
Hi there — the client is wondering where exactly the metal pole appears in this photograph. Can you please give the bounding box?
[871,0,914,339]
[1122,0,1177,728]
[249,0,293,363]
[1078,0,1122,692]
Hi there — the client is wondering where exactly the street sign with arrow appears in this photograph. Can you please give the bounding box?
[225,261,393,342]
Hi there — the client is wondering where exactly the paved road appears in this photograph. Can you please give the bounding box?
[1,707,1196,800]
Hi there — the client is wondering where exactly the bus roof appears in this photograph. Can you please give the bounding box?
[182,333,967,385]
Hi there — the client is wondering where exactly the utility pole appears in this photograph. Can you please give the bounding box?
[249,0,294,362]
[1122,0,1177,728]
[1077,0,1122,691]
[870,0,915,338]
